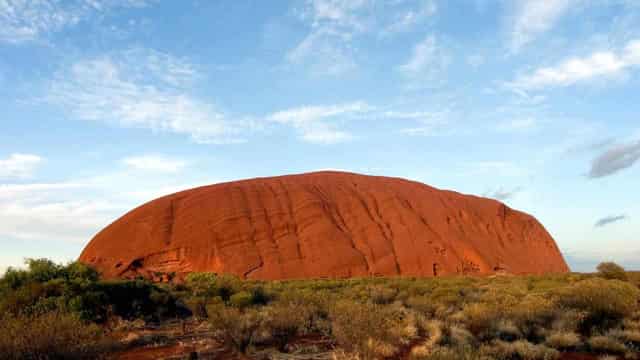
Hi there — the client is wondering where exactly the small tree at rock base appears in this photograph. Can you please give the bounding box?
[597,262,628,281]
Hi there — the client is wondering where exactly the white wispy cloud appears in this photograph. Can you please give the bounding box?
[0,0,151,43]
[288,0,439,75]
[269,101,371,125]
[286,29,357,75]
[0,153,43,179]
[381,0,437,35]
[399,35,437,73]
[287,0,369,75]
[508,0,574,52]
[394,110,452,136]
[47,48,249,144]
[300,0,369,30]
[122,155,188,173]
[268,101,371,144]
[267,104,457,143]
[508,39,640,91]
[397,35,449,86]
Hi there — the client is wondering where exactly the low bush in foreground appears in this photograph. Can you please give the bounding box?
[0,310,110,360]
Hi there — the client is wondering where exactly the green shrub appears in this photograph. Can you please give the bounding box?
[229,291,253,308]
[184,296,208,319]
[0,267,29,291]
[23,258,63,283]
[249,286,271,305]
[91,280,178,322]
[184,272,218,298]
[204,296,225,318]
[0,259,181,323]
[215,274,242,301]
[597,262,628,281]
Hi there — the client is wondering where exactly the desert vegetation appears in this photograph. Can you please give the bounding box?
[0,260,639,359]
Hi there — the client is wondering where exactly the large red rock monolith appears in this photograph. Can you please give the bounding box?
[79,171,569,280]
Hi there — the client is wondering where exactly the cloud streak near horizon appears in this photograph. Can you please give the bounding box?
[594,214,628,228]
[588,140,640,178]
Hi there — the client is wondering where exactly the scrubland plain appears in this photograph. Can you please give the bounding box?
[1,260,639,359]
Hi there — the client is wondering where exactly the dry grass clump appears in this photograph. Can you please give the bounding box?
[555,278,640,335]
[410,320,443,358]
[597,356,617,360]
[545,331,582,350]
[0,310,109,360]
[509,295,556,340]
[588,335,628,354]
[261,302,312,352]
[405,295,437,317]
[608,329,640,349]
[368,285,397,305]
[331,349,362,360]
[481,339,559,360]
[412,345,489,360]
[551,309,586,333]
[459,288,555,342]
[462,302,502,340]
[441,323,476,348]
[208,307,262,354]
[329,301,418,359]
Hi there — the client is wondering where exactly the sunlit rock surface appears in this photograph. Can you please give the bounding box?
[80,171,569,280]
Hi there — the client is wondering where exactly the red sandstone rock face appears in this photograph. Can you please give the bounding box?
[79,171,569,280]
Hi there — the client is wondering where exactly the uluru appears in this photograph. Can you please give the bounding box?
[79,171,569,280]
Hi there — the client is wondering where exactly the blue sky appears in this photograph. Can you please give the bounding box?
[1,0,639,273]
